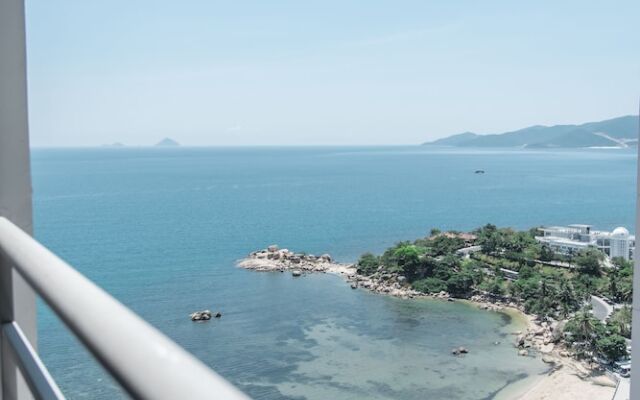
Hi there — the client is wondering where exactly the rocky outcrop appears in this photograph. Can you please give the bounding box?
[451,346,469,356]
[190,310,212,321]
[239,246,354,274]
[347,270,424,299]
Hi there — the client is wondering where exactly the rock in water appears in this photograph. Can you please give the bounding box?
[518,349,528,356]
[214,311,222,318]
[190,310,212,321]
[350,282,358,289]
[292,269,302,277]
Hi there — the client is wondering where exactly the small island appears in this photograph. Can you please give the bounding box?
[239,224,633,399]
[155,137,180,147]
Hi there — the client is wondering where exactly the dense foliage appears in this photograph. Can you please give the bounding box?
[356,224,634,361]
[564,309,628,361]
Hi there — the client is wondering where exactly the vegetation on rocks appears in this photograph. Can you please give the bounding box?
[356,223,634,363]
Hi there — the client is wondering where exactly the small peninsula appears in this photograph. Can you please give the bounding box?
[239,224,633,400]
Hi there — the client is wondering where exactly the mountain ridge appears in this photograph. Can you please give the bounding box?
[424,116,638,148]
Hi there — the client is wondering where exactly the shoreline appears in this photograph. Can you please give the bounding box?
[237,246,617,400]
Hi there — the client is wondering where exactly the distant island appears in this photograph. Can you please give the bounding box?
[424,115,638,148]
[155,137,180,147]
[102,142,125,148]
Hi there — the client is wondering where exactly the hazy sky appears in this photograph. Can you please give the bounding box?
[26,1,640,146]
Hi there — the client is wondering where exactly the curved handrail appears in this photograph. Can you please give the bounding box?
[0,217,250,400]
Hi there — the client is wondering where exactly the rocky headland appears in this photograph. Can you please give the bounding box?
[238,244,618,399]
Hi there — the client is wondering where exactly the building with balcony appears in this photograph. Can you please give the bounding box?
[536,224,636,260]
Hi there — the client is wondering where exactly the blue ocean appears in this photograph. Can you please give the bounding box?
[31,146,637,399]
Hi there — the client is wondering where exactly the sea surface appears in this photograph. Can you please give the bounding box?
[31,146,637,399]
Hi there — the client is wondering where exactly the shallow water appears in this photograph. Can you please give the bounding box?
[31,146,636,399]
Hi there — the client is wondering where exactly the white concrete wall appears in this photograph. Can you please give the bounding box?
[0,0,36,398]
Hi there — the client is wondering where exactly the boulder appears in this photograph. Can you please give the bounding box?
[551,321,566,343]
[591,376,617,388]
[214,311,222,318]
[518,349,528,357]
[350,283,358,289]
[292,270,302,277]
[541,355,556,364]
[190,310,212,321]
[458,347,469,354]
[267,245,279,253]
[320,254,332,262]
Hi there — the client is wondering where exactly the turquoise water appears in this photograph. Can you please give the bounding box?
[31,146,637,399]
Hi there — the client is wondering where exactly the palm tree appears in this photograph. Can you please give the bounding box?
[607,269,620,301]
[567,308,603,357]
[607,306,632,338]
[557,278,578,319]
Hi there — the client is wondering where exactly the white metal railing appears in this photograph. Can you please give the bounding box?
[0,217,250,400]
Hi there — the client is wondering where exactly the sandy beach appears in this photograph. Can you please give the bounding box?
[490,308,617,400]
[506,361,615,400]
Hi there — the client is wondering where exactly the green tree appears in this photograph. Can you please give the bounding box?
[575,248,603,276]
[393,244,422,277]
[446,272,474,297]
[356,253,380,275]
[476,224,501,255]
[607,269,620,301]
[412,277,447,294]
[607,306,632,339]
[480,277,505,296]
[556,278,579,318]
[538,244,555,262]
[595,334,627,362]
[564,308,605,357]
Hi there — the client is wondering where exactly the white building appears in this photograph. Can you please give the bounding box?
[536,224,635,260]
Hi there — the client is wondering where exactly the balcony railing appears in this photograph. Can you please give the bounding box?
[0,217,250,400]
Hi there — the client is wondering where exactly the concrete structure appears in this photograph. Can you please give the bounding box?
[0,0,36,398]
[631,102,640,400]
[536,224,636,260]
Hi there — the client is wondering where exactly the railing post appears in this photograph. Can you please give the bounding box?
[0,0,37,399]
[632,108,640,400]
